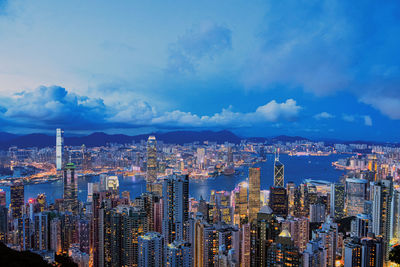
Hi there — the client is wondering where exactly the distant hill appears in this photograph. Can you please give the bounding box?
[0,130,393,149]
[0,130,244,148]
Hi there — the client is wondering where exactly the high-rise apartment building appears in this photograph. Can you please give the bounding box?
[11,183,24,219]
[63,163,78,214]
[138,232,164,267]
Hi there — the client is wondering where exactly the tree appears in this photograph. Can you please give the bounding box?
[390,245,400,264]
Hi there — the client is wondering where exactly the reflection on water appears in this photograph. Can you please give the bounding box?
[1,154,347,205]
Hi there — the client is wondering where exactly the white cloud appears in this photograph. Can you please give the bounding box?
[364,115,372,126]
[314,112,334,120]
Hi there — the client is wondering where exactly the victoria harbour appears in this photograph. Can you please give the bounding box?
[0,154,347,205]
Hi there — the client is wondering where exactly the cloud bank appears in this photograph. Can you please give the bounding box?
[0,86,301,131]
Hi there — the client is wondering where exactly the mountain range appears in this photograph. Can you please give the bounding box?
[0,130,395,149]
[0,130,311,148]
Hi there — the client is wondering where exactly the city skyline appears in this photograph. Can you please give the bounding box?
[0,1,399,141]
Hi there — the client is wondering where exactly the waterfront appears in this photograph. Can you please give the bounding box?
[1,154,347,205]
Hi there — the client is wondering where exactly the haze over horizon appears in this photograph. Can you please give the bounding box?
[1,1,400,141]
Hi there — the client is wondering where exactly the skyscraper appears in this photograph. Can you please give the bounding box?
[10,183,24,219]
[146,135,157,192]
[248,167,261,222]
[286,181,296,217]
[138,232,164,267]
[63,163,78,214]
[162,174,189,244]
[345,178,368,217]
[56,128,64,171]
[269,186,288,217]
[267,230,301,266]
[274,151,284,187]
[330,183,345,220]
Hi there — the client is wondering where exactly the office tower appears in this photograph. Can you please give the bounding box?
[63,163,78,214]
[274,151,284,187]
[286,181,296,217]
[310,203,326,223]
[166,240,192,267]
[297,183,310,217]
[267,230,301,266]
[345,178,368,217]
[162,174,189,244]
[330,183,345,220]
[227,146,233,164]
[197,147,205,170]
[11,183,24,219]
[371,180,393,239]
[56,128,64,171]
[282,217,309,253]
[0,189,6,206]
[248,167,261,222]
[0,206,7,242]
[250,206,280,266]
[193,217,205,267]
[146,135,157,192]
[138,232,164,267]
[344,238,362,267]
[33,212,49,251]
[351,213,371,238]
[269,186,288,217]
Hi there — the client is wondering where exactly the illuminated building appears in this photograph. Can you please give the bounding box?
[134,192,160,232]
[0,206,7,242]
[282,216,309,252]
[344,238,362,267]
[286,181,296,217]
[266,230,301,266]
[345,178,368,217]
[361,235,384,267]
[390,188,400,241]
[0,189,6,206]
[314,218,338,267]
[78,218,90,254]
[197,148,205,170]
[138,232,164,267]
[303,239,327,267]
[11,183,24,219]
[250,206,280,266]
[241,223,251,267]
[204,224,219,266]
[166,240,192,267]
[274,152,284,187]
[33,212,49,251]
[63,163,78,214]
[330,183,345,220]
[146,135,157,192]
[371,179,392,239]
[105,175,119,195]
[227,146,233,165]
[162,174,189,244]
[269,186,288,217]
[50,217,62,253]
[56,128,64,171]
[248,167,261,222]
[235,182,248,225]
[90,192,101,267]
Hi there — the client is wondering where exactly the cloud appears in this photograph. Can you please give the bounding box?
[0,86,301,131]
[342,113,373,126]
[167,22,232,73]
[314,112,334,120]
[243,0,400,119]
[364,115,372,126]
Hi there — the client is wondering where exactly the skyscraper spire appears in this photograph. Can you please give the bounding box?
[274,149,284,187]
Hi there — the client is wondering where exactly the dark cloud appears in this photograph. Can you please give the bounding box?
[167,22,232,73]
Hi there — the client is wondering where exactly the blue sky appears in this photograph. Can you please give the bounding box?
[0,0,400,141]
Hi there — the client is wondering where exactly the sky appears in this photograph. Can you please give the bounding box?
[0,0,400,141]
